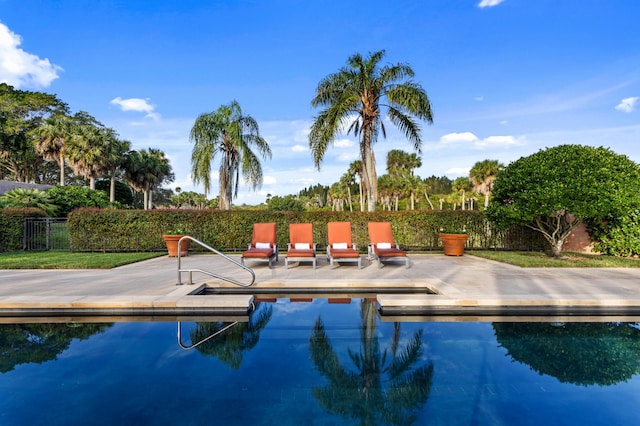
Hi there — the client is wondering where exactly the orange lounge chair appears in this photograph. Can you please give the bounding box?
[241,222,278,268]
[367,222,410,269]
[326,221,362,269]
[285,223,317,269]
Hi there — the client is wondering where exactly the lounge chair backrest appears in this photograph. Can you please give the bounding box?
[252,222,276,247]
[327,221,353,248]
[368,222,395,245]
[290,223,313,245]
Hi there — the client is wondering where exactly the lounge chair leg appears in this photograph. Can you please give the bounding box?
[378,259,382,269]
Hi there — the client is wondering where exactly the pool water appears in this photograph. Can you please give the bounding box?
[1,299,639,425]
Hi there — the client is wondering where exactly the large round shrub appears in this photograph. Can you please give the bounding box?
[486,144,640,258]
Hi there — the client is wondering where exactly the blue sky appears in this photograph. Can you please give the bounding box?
[1,0,639,205]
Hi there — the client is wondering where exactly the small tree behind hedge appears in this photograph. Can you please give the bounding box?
[486,145,640,258]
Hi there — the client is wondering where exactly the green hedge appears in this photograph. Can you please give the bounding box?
[0,208,46,252]
[67,208,545,252]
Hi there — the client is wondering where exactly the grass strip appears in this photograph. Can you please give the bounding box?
[469,250,640,268]
[0,252,165,269]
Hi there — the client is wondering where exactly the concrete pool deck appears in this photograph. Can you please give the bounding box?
[1,253,640,319]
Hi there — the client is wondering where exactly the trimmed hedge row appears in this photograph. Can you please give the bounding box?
[0,208,46,252]
[67,208,545,252]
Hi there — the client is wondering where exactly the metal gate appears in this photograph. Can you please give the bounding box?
[23,218,70,251]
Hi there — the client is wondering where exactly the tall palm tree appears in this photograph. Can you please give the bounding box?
[452,176,473,210]
[66,124,110,190]
[309,50,433,211]
[190,100,271,210]
[124,148,174,210]
[34,114,74,186]
[339,172,355,211]
[103,135,131,203]
[348,160,365,211]
[469,159,503,208]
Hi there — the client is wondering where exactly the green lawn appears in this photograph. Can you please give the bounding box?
[0,251,165,269]
[470,250,640,268]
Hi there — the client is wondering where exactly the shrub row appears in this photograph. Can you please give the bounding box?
[67,208,545,252]
[0,208,46,252]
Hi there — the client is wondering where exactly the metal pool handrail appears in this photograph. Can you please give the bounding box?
[177,236,256,287]
[177,321,239,350]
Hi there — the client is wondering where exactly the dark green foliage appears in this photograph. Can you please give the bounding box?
[67,208,543,252]
[487,145,640,257]
[95,179,134,206]
[0,188,58,216]
[266,194,304,212]
[48,185,110,216]
[0,322,111,373]
[494,322,640,386]
[0,208,46,251]
[588,209,640,256]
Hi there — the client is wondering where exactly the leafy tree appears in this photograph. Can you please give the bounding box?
[309,50,433,212]
[171,190,209,209]
[486,145,640,258]
[298,183,329,209]
[469,159,503,208]
[0,83,68,183]
[47,185,110,216]
[0,188,57,215]
[95,179,133,206]
[423,175,452,195]
[266,194,304,212]
[190,100,271,210]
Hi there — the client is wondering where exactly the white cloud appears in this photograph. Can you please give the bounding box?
[334,138,354,148]
[262,176,277,185]
[615,97,639,113]
[440,132,479,144]
[474,96,484,101]
[478,0,506,8]
[439,132,522,149]
[0,23,62,88]
[337,151,359,162]
[110,97,160,120]
[476,135,521,147]
[291,144,307,152]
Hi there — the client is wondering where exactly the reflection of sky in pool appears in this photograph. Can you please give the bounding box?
[1,299,640,425]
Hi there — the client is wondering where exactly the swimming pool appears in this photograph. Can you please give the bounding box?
[1,299,639,425]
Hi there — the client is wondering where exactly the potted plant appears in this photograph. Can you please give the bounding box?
[438,228,468,256]
[162,230,192,257]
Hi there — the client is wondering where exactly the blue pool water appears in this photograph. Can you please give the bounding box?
[1,299,640,425]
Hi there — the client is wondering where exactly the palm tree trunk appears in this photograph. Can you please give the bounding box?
[362,132,377,212]
[58,152,65,186]
[89,177,95,190]
[110,173,116,202]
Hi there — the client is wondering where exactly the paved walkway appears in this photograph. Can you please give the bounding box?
[1,253,640,320]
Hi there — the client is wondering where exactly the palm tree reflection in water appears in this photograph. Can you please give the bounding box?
[310,299,433,425]
[190,303,273,369]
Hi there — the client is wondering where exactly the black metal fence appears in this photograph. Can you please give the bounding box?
[23,218,70,251]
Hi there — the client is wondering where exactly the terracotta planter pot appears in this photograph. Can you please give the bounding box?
[439,233,468,256]
[162,235,191,257]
